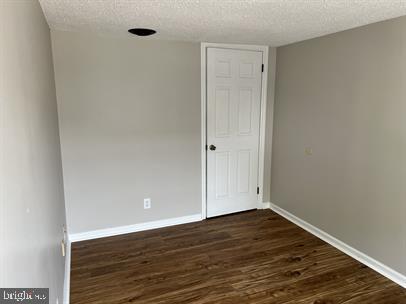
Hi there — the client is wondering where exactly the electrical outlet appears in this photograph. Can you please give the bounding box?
[305,147,313,156]
[144,198,151,209]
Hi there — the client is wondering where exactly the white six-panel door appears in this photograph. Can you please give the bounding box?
[206,48,263,217]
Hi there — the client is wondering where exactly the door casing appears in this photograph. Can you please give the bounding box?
[201,43,270,219]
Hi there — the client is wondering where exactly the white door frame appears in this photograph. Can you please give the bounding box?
[201,42,269,219]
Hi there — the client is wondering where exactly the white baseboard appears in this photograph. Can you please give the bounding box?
[69,214,202,243]
[265,202,406,289]
[261,201,271,209]
[63,239,71,304]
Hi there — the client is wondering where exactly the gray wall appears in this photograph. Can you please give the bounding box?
[52,31,202,234]
[52,30,276,234]
[0,1,67,302]
[272,16,406,275]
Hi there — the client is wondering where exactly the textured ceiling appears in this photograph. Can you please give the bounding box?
[39,0,406,46]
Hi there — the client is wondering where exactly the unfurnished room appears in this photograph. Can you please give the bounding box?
[1,0,406,303]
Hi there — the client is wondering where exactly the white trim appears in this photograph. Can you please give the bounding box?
[260,202,271,209]
[201,42,269,218]
[63,238,71,304]
[69,214,202,243]
[257,47,269,209]
[201,44,207,220]
[266,202,406,289]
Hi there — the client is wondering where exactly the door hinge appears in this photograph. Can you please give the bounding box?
[257,187,260,194]
[261,64,264,72]
[205,144,208,151]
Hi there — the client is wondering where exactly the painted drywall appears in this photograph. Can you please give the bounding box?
[272,16,406,275]
[51,31,202,234]
[52,30,276,234]
[0,1,67,302]
[263,48,277,203]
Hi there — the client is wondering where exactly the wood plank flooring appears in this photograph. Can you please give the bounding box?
[70,210,406,304]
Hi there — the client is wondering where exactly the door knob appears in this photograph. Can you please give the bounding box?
[209,145,216,151]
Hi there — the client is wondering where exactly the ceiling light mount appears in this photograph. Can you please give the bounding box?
[128,28,156,36]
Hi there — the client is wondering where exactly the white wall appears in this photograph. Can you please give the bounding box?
[272,16,406,275]
[0,1,67,302]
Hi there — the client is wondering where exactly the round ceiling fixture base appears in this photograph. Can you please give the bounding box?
[128,28,156,36]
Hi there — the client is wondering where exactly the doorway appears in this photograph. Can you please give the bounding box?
[201,43,269,218]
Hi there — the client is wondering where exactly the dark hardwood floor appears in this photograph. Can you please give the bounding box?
[70,210,406,304]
